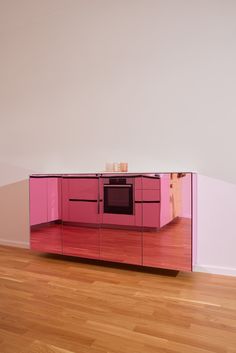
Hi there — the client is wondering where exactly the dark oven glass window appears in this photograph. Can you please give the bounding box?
[104,185,133,215]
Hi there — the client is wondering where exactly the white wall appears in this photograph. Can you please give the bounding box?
[0,0,236,275]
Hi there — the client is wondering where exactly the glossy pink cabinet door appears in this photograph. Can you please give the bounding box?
[67,177,98,198]
[143,203,160,228]
[30,177,62,254]
[65,202,99,224]
[142,189,161,228]
[30,223,62,254]
[62,224,99,259]
[100,228,142,265]
[30,178,48,226]
[30,177,61,225]
[62,177,100,259]
[142,173,192,271]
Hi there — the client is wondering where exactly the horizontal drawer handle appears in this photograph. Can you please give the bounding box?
[135,201,160,204]
[69,199,98,202]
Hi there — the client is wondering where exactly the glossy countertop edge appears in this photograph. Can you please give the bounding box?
[30,172,197,177]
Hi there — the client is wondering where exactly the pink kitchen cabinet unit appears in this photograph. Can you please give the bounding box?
[29,172,194,272]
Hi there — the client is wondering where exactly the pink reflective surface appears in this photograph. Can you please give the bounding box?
[31,223,62,254]
[61,177,100,258]
[62,224,99,259]
[142,218,192,271]
[142,173,192,271]
[30,178,48,226]
[30,173,193,271]
[30,177,62,254]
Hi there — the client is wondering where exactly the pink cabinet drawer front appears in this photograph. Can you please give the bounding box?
[142,177,160,189]
[101,213,135,226]
[68,202,99,224]
[143,189,160,201]
[143,203,160,228]
[68,178,98,199]
[135,189,160,201]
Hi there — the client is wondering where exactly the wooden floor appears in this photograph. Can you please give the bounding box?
[0,246,236,353]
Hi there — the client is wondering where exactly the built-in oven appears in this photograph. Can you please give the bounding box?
[103,177,134,215]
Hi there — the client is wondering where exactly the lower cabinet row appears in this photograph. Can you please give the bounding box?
[31,223,192,272]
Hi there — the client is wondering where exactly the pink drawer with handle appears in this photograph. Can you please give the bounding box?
[67,178,98,199]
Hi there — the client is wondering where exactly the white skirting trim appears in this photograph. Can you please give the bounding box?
[194,265,236,277]
[0,238,29,249]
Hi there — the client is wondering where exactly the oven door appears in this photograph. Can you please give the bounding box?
[103,184,133,215]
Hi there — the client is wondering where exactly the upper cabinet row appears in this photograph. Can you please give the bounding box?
[30,173,194,271]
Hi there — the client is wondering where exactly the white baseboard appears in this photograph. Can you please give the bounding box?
[0,238,29,249]
[194,265,236,277]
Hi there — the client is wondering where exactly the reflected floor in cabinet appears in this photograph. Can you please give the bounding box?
[143,218,191,271]
[31,217,191,272]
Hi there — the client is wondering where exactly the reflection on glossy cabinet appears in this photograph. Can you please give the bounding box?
[142,173,192,271]
[62,224,100,259]
[31,223,62,254]
[142,218,192,271]
[100,227,142,265]
[30,177,62,254]
[29,173,194,272]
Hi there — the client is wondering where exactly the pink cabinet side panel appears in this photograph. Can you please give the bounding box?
[30,178,48,226]
[68,202,99,224]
